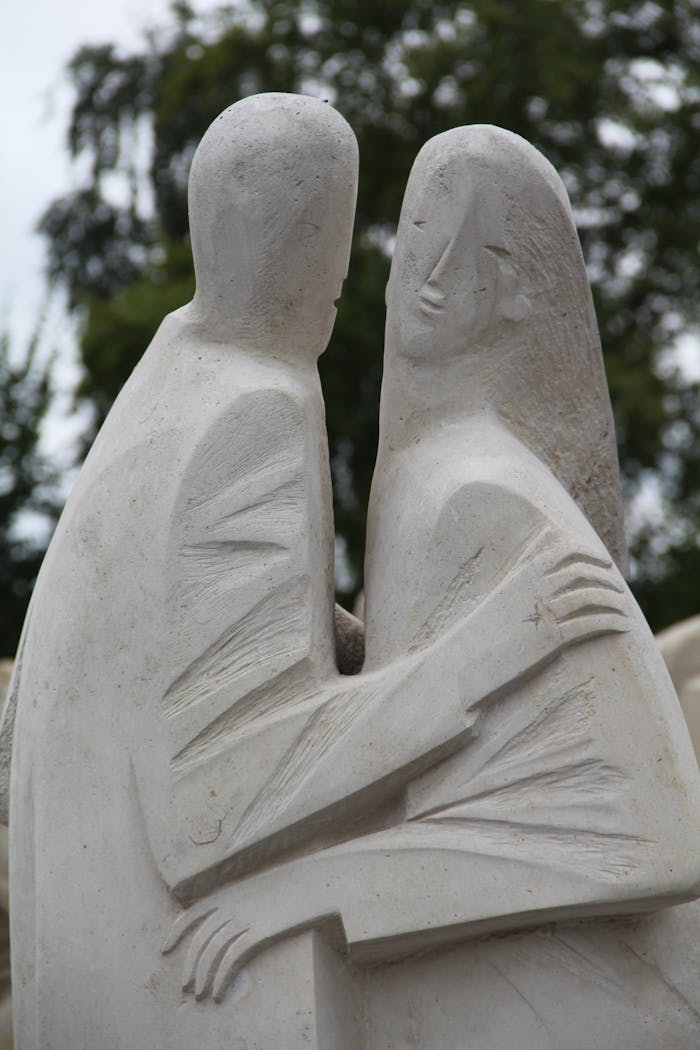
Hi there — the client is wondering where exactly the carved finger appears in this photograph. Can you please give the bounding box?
[559,611,630,645]
[548,567,624,599]
[194,920,247,1000]
[546,550,613,577]
[162,905,217,955]
[212,931,255,1003]
[550,589,627,624]
[182,912,230,993]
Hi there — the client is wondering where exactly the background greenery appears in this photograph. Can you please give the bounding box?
[0,327,61,656]
[3,0,700,653]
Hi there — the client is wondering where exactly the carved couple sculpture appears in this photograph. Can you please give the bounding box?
[3,93,700,1048]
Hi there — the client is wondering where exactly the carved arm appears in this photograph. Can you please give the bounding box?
[163,525,629,898]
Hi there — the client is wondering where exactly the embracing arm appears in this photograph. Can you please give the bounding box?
[160,516,630,900]
[226,525,630,857]
[160,525,634,987]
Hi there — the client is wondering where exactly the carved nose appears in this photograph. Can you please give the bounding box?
[418,239,452,315]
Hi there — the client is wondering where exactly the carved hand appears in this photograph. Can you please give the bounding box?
[450,527,631,710]
[163,886,344,1004]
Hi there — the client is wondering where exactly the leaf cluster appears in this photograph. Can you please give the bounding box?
[0,328,61,655]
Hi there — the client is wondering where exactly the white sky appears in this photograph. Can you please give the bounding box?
[1,0,221,467]
[1,0,181,339]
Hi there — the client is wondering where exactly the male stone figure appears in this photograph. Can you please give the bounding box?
[7,93,360,1049]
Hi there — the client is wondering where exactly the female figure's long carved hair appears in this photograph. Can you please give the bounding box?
[382,124,628,573]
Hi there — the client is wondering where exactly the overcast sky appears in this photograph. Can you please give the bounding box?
[0,0,225,465]
[3,0,164,336]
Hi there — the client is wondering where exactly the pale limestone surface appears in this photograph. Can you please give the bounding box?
[6,105,700,1050]
[361,903,700,1048]
[657,614,700,759]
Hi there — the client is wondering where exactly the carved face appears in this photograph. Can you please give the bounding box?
[385,137,533,368]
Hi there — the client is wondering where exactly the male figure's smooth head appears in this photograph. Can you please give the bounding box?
[188,93,358,359]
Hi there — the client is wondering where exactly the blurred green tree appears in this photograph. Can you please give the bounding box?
[0,327,60,655]
[38,0,700,626]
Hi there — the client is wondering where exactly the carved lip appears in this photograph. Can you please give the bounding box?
[418,283,446,316]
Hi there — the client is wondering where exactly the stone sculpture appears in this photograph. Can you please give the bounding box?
[4,95,700,1048]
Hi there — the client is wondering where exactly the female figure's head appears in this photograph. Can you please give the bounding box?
[384,125,627,571]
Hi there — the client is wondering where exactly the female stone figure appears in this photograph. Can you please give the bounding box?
[350,125,700,1049]
[360,124,700,898]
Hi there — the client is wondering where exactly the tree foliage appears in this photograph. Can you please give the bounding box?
[38,0,700,626]
[0,328,60,655]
